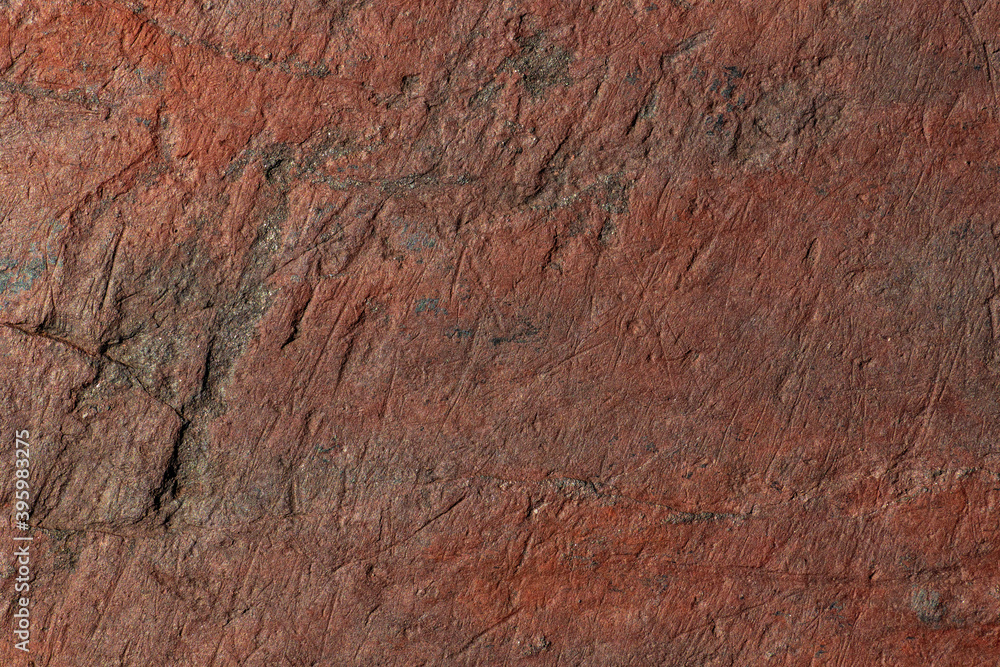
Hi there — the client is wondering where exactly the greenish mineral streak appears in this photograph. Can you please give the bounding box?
[0,238,61,298]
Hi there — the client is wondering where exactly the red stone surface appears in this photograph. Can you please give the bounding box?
[2,0,1000,664]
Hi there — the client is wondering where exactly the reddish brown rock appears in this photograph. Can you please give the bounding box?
[2,0,1000,664]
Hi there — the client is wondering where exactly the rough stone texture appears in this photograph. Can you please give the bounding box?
[2,0,1000,664]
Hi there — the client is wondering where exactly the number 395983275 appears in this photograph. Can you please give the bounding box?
[14,430,30,526]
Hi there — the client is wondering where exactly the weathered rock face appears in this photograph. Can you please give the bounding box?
[2,0,1000,663]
